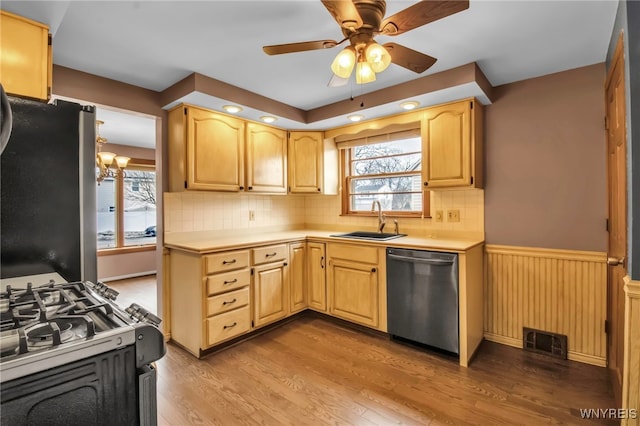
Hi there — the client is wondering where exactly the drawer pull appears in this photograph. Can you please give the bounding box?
[265,252,277,258]
[222,298,237,306]
[223,322,237,330]
[222,259,237,265]
[371,267,377,273]
[223,278,238,285]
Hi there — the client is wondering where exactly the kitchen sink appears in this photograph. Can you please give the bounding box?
[331,231,407,241]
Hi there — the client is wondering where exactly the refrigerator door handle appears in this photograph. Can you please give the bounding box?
[0,84,13,155]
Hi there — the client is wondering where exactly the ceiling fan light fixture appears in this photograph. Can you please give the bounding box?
[223,105,243,114]
[331,46,356,79]
[355,60,376,84]
[400,101,420,110]
[365,42,391,73]
[260,116,277,123]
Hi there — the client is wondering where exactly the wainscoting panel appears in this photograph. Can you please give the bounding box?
[484,245,607,366]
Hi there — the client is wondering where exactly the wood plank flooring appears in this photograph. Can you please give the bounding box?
[108,276,616,425]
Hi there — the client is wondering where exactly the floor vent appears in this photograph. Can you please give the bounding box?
[523,327,568,359]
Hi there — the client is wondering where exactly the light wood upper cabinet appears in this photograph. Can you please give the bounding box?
[307,242,326,311]
[288,131,323,193]
[246,123,287,193]
[0,11,51,101]
[169,105,245,192]
[289,242,307,313]
[422,99,483,189]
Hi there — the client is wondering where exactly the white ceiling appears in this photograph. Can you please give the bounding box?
[3,0,619,148]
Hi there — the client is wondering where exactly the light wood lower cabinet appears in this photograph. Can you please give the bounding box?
[289,242,307,313]
[326,242,384,330]
[252,244,289,328]
[307,242,326,311]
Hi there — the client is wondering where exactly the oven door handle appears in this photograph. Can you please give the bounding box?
[387,253,454,266]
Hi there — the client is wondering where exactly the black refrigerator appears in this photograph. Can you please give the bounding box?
[0,90,97,283]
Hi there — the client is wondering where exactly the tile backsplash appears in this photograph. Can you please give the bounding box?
[164,189,484,238]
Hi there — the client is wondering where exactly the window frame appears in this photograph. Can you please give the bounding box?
[339,140,430,218]
[97,158,156,253]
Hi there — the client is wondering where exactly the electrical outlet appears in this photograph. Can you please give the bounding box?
[249,210,255,221]
[447,209,460,222]
[435,210,443,222]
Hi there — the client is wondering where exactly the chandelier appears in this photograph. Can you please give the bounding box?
[96,120,130,184]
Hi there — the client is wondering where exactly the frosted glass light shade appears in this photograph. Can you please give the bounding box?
[365,42,391,73]
[97,152,116,166]
[355,61,376,84]
[331,47,356,79]
[115,156,130,169]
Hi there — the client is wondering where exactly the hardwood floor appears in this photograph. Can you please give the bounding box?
[106,274,158,314]
[107,276,616,425]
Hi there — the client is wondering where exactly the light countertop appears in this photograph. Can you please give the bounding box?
[164,229,483,254]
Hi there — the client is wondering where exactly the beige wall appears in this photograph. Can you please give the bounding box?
[484,63,607,252]
[98,250,156,282]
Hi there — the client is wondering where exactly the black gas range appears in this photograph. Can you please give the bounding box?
[0,278,166,426]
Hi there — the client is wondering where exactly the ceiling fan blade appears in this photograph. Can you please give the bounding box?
[381,0,469,36]
[321,0,363,31]
[263,40,339,55]
[384,42,437,73]
[328,74,349,87]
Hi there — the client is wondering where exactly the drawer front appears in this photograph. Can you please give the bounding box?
[206,269,250,295]
[206,306,250,346]
[252,244,287,265]
[328,243,378,264]
[207,287,249,316]
[205,250,250,274]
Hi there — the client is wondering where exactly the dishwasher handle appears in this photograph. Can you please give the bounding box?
[387,253,454,265]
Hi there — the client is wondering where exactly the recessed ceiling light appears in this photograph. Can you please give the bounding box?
[260,116,277,123]
[223,105,243,113]
[400,101,420,110]
[348,114,364,122]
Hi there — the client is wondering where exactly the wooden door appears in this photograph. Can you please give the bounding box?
[289,242,307,313]
[605,33,628,406]
[187,107,245,191]
[246,123,287,193]
[328,259,378,328]
[253,262,288,327]
[422,100,471,188]
[288,131,323,193]
[307,242,326,311]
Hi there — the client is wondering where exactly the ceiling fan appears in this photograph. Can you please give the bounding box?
[263,0,469,85]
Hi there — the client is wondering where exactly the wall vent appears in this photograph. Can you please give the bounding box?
[523,327,568,359]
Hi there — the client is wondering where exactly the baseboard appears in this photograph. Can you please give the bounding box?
[484,332,606,367]
[98,271,157,282]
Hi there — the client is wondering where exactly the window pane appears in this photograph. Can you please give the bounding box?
[97,177,116,249]
[350,175,422,211]
[352,153,421,176]
[123,170,156,246]
[352,138,421,160]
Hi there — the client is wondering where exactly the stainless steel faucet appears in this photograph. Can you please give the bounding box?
[371,200,386,233]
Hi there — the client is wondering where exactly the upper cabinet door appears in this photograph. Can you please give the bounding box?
[0,11,51,101]
[246,123,287,194]
[422,99,483,189]
[288,131,323,193]
[187,107,245,191]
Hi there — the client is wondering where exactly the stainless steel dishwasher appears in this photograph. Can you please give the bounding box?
[386,248,459,354]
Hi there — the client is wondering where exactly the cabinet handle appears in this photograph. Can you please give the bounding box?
[239,186,244,190]
[423,182,429,187]
[265,252,277,258]
[317,187,321,192]
[371,267,377,273]
[248,186,253,190]
[223,322,237,329]
[223,298,237,306]
[283,262,288,267]
[223,278,238,285]
[320,256,324,269]
[222,259,237,265]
